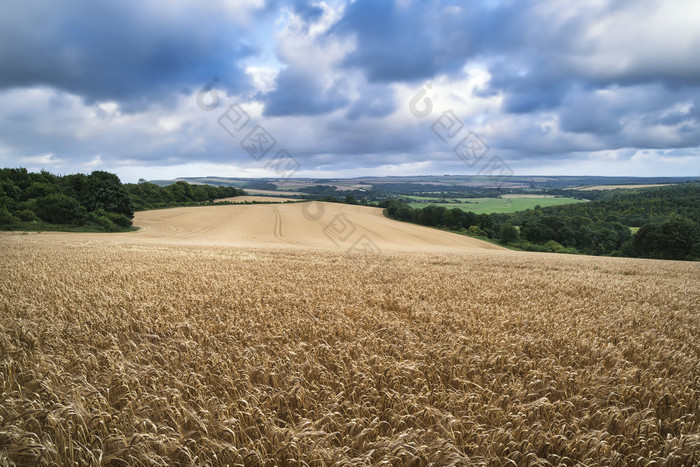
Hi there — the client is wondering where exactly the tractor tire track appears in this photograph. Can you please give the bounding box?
[273,206,303,246]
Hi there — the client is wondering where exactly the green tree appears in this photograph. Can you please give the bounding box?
[544,240,565,252]
[468,225,487,236]
[522,221,556,243]
[25,182,53,200]
[15,209,39,222]
[632,217,700,260]
[0,204,16,224]
[63,173,89,202]
[124,182,174,209]
[445,208,466,230]
[34,194,85,224]
[191,185,210,202]
[476,213,493,231]
[0,179,21,201]
[166,181,194,203]
[418,205,447,227]
[84,171,134,218]
[499,223,519,244]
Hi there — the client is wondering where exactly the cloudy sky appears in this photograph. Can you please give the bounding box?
[1,0,699,182]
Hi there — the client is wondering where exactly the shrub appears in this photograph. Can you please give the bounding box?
[88,210,129,231]
[0,204,16,224]
[34,194,85,224]
[105,211,132,228]
[518,241,550,252]
[468,225,487,236]
[15,209,39,222]
[544,240,565,252]
[95,215,118,232]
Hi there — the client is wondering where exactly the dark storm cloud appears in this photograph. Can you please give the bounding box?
[262,0,480,118]
[0,0,255,109]
[262,68,349,116]
[345,85,396,121]
[328,0,700,114]
[329,0,478,82]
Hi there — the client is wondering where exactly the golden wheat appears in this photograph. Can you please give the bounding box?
[0,233,698,465]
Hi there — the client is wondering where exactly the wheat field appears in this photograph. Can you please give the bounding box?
[128,202,506,252]
[1,204,699,465]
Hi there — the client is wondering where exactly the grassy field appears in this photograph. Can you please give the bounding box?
[1,231,698,465]
[407,196,586,214]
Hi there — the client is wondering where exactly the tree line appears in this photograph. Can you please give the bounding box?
[0,169,245,231]
[126,180,245,210]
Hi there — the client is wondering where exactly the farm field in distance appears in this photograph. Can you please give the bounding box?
[241,189,303,197]
[218,195,301,203]
[406,196,587,214]
[1,202,698,465]
[575,184,675,191]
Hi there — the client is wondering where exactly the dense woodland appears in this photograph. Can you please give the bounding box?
[0,169,244,231]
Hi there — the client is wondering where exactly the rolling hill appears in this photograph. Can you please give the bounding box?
[131,201,506,252]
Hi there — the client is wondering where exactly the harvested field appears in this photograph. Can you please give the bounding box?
[130,202,505,252]
[0,203,698,465]
[218,196,300,203]
[245,189,302,196]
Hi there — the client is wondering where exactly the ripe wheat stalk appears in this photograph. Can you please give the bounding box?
[0,235,698,465]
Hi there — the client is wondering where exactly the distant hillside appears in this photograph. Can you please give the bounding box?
[152,175,700,192]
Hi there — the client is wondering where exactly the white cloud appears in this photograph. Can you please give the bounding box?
[220,0,266,25]
[564,0,700,82]
[84,154,103,168]
[245,66,279,93]
[19,153,63,164]
[275,1,353,75]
